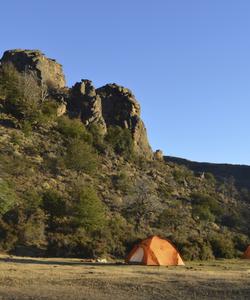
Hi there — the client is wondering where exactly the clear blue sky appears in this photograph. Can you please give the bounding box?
[1,0,250,165]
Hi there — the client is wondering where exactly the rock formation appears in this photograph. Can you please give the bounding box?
[0,49,153,158]
[68,80,107,134]
[1,49,66,88]
[97,84,152,158]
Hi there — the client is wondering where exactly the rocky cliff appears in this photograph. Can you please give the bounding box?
[1,49,66,88]
[0,49,152,158]
[97,84,152,158]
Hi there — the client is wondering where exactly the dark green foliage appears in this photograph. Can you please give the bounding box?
[192,205,215,222]
[0,63,58,126]
[221,211,242,229]
[210,234,235,258]
[1,63,41,120]
[0,180,17,215]
[64,139,98,173]
[157,203,184,231]
[0,63,20,97]
[73,187,106,232]
[42,190,67,217]
[105,126,134,158]
[57,116,92,144]
[88,124,105,151]
[179,238,214,260]
[191,192,223,222]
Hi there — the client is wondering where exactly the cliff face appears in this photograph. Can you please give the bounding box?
[68,80,107,135]
[0,49,152,158]
[1,49,66,88]
[97,84,152,158]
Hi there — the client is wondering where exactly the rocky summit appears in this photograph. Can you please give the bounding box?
[0,49,152,158]
[1,49,66,88]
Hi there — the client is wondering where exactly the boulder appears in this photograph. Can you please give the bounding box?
[1,49,66,88]
[154,149,164,161]
[97,84,152,158]
[68,80,107,134]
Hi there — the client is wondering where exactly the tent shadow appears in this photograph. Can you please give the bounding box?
[0,257,126,267]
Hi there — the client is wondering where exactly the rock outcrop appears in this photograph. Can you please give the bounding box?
[1,49,65,88]
[68,80,107,134]
[0,49,152,158]
[97,84,152,158]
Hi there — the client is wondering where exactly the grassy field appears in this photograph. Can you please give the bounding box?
[0,255,249,300]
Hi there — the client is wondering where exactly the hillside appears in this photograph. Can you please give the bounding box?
[165,156,250,192]
[0,49,249,260]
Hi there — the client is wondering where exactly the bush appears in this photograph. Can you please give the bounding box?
[157,205,184,230]
[190,192,223,222]
[221,211,242,228]
[64,139,98,173]
[113,172,132,194]
[57,116,92,144]
[42,190,67,217]
[210,234,235,258]
[192,205,215,222]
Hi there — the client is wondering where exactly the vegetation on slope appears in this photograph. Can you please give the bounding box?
[0,62,249,260]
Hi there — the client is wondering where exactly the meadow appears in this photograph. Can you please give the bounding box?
[0,255,249,299]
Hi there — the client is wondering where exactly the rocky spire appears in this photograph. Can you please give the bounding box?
[68,80,107,134]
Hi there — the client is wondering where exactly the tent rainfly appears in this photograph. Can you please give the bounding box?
[243,245,250,259]
[125,236,184,266]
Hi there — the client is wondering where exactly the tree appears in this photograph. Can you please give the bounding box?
[73,187,106,233]
[64,139,98,173]
[0,179,17,215]
[123,180,161,231]
[57,116,92,143]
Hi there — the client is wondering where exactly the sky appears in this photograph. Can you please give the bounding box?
[1,0,250,165]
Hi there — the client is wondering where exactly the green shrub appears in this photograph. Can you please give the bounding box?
[157,205,183,230]
[64,139,98,173]
[0,179,17,215]
[42,190,67,217]
[113,172,132,194]
[105,126,134,158]
[210,234,235,258]
[190,192,223,222]
[221,211,242,228]
[57,116,92,143]
[192,205,215,222]
[88,123,105,151]
[73,187,106,233]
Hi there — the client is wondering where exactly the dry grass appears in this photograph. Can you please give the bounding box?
[0,255,249,300]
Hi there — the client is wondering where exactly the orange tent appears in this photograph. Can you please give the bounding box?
[125,236,185,266]
[243,245,250,259]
